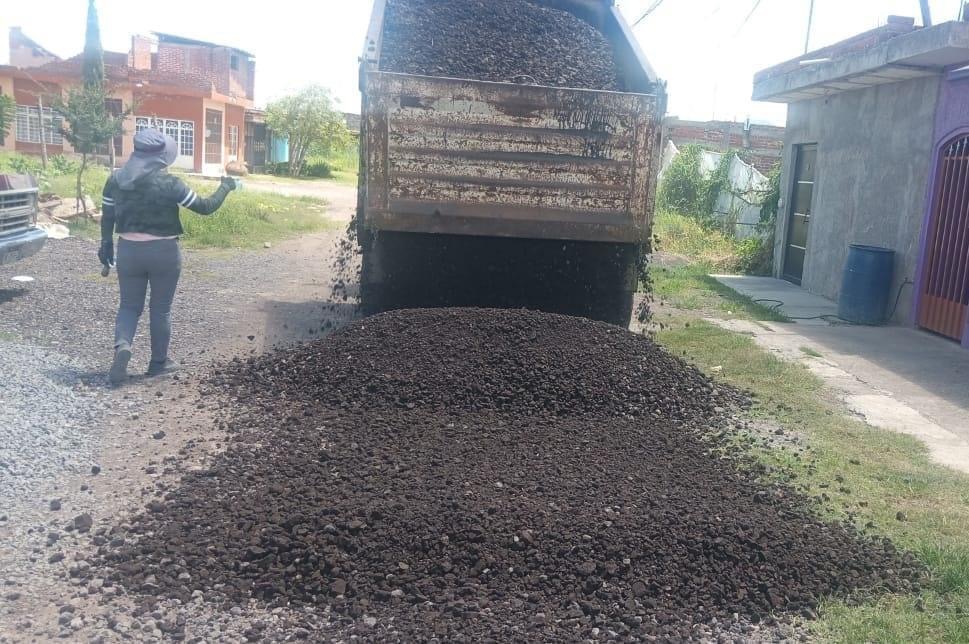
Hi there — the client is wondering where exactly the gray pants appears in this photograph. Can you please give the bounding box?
[115,238,182,364]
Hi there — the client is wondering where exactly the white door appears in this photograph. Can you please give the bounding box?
[203,109,224,176]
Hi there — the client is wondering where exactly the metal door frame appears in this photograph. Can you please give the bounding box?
[781,143,817,285]
[913,126,969,347]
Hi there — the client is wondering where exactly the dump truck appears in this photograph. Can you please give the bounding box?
[357,0,666,325]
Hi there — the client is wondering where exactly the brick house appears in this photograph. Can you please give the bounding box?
[0,29,255,175]
[662,117,785,174]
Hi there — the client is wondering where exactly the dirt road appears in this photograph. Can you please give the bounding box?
[0,231,358,642]
[241,177,357,222]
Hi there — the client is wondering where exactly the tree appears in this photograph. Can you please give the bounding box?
[82,0,104,88]
[53,0,127,214]
[0,94,13,144]
[266,86,350,177]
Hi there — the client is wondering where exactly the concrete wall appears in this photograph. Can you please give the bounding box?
[663,118,784,174]
[775,74,940,324]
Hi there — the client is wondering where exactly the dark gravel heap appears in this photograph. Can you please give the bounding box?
[380,0,624,91]
[95,309,921,640]
[228,308,743,420]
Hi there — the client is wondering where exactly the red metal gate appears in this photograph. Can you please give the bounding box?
[919,135,969,340]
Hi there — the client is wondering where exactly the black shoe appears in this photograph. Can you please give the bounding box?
[109,347,132,386]
[147,358,181,377]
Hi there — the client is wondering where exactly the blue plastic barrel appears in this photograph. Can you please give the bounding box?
[838,244,895,325]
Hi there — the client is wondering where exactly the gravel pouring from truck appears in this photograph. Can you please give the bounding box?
[357,0,667,325]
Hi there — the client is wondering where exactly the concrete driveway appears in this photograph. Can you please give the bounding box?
[713,276,969,473]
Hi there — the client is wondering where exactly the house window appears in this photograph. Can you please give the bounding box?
[228,124,239,156]
[180,121,195,157]
[15,105,63,145]
[230,54,239,71]
[136,116,195,157]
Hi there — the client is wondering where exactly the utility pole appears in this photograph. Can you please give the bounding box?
[37,95,48,170]
[804,0,816,54]
[919,0,933,26]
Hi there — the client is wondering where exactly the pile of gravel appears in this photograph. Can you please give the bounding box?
[92,309,922,640]
[222,308,745,419]
[380,0,624,91]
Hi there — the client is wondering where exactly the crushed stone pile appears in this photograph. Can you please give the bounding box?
[226,308,745,419]
[93,309,922,641]
[380,0,624,91]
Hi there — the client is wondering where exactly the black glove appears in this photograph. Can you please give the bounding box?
[221,176,238,191]
[98,240,114,267]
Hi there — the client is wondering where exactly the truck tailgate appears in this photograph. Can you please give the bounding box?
[362,72,662,243]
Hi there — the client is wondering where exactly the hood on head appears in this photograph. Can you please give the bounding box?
[115,129,178,190]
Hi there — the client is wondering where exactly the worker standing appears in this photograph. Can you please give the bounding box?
[98,128,237,386]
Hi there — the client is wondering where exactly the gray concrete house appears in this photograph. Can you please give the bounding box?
[753,16,969,348]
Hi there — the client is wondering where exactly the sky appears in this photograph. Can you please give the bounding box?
[1,0,964,126]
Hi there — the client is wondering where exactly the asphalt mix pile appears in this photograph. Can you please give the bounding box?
[380,0,624,91]
[94,309,921,640]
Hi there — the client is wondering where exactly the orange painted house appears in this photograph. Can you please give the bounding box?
[0,28,255,175]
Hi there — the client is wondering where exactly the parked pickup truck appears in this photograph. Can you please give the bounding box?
[0,174,46,266]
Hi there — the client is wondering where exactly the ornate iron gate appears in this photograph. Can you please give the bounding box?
[919,135,969,341]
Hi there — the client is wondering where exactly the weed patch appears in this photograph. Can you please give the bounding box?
[657,319,969,643]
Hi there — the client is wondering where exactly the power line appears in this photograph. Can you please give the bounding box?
[632,0,667,27]
[733,0,764,37]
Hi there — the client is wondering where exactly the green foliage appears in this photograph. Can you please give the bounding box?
[657,144,734,228]
[322,140,359,173]
[1,152,43,176]
[701,151,733,225]
[178,180,336,248]
[657,144,703,218]
[0,151,91,194]
[730,164,782,276]
[735,237,774,276]
[302,158,333,178]
[658,317,969,643]
[758,164,782,231]
[0,94,14,142]
[50,0,128,213]
[82,0,105,88]
[653,210,744,272]
[651,264,789,322]
[54,84,126,157]
[49,155,80,176]
[266,86,351,177]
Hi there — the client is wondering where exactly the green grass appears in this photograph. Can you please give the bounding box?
[37,162,336,249]
[248,170,357,188]
[47,165,110,209]
[327,169,358,186]
[800,346,824,358]
[179,181,337,248]
[656,317,969,643]
[653,210,748,272]
[651,264,789,322]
